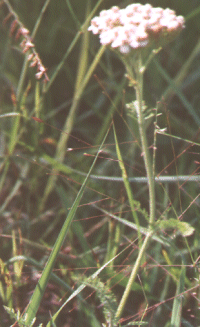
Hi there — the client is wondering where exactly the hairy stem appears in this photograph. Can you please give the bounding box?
[115,53,155,319]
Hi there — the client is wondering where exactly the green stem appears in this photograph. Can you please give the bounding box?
[115,53,156,319]
[115,231,153,319]
[40,45,106,210]
[135,54,155,226]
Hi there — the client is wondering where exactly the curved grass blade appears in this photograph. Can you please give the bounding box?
[46,236,137,326]
[23,128,110,325]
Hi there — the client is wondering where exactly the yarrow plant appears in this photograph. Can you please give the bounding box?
[89,3,185,322]
[1,1,198,326]
[88,4,185,54]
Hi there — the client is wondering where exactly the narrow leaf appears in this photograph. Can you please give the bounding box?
[24,129,110,325]
[171,266,186,327]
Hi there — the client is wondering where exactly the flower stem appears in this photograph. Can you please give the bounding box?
[135,54,155,226]
[115,53,155,320]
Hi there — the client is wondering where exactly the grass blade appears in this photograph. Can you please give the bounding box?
[23,128,110,325]
[113,124,142,244]
[40,43,106,209]
[170,265,186,327]
[46,235,137,326]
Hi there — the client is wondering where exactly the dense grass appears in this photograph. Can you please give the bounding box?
[0,0,200,326]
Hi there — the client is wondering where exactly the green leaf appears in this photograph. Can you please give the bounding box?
[156,218,194,237]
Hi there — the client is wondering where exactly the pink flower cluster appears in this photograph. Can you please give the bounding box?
[2,6,49,82]
[88,4,185,54]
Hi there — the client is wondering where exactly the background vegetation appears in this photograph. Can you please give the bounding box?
[0,0,200,326]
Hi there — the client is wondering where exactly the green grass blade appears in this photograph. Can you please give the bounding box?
[24,129,110,325]
[186,5,200,21]
[45,0,104,92]
[46,236,136,326]
[113,124,142,244]
[41,153,200,184]
[6,255,76,296]
[0,114,21,192]
[0,162,29,214]
[55,44,106,162]
[74,0,90,94]
[31,0,51,39]
[16,0,50,101]
[154,57,200,125]
[94,205,171,247]
[170,265,186,327]
[95,77,127,145]
[40,44,106,209]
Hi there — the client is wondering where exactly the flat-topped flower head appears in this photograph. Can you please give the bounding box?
[88,3,185,54]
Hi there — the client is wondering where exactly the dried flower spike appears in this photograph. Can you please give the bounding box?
[2,0,49,82]
[88,3,185,54]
